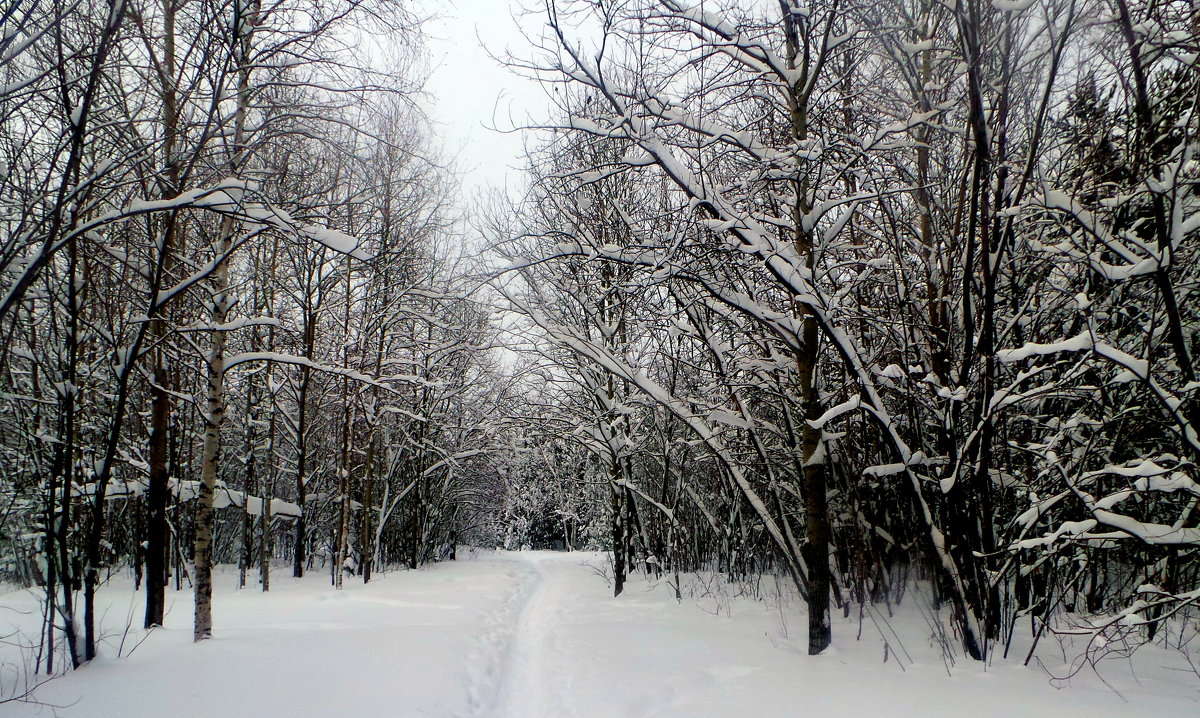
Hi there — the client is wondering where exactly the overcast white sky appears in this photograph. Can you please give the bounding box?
[416,0,550,198]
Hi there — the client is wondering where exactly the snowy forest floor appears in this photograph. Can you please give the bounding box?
[0,551,1197,717]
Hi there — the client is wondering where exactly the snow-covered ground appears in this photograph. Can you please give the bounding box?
[0,551,1196,717]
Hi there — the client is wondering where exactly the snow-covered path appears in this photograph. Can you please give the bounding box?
[489,556,553,717]
[1,551,1197,717]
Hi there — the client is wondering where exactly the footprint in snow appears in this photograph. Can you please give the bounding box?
[704,665,759,682]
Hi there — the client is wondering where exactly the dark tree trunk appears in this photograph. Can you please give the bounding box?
[145,378,170,627]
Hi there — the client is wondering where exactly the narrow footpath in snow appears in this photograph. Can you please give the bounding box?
[487,556,554,717]
[0,551,1196,718]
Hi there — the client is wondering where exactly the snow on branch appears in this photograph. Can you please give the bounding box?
[997,331,1148,380]
[225,351,434,391]
[807,395,861,430]
[118,179,371,260]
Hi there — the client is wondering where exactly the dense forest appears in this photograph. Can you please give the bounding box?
[0,0,1197,687]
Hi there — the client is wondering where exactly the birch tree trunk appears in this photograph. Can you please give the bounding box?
[334,257,354,589]
[146,0,180,628]
[194,0,254,641]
